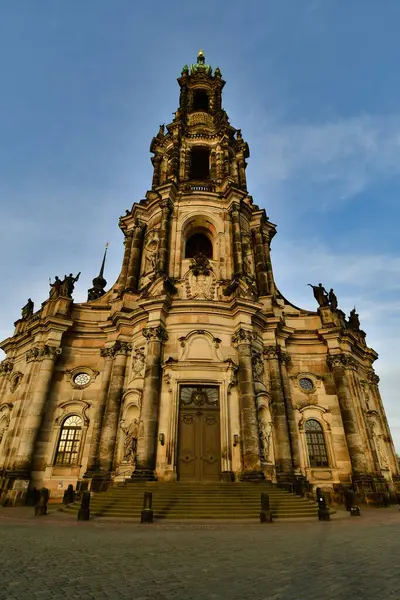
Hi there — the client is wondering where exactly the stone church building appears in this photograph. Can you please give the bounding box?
[0,52,399,500]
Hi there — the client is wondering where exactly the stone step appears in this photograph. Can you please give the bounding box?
[63,481,319,520]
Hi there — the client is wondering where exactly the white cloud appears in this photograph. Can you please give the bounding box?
[248,114,400,203]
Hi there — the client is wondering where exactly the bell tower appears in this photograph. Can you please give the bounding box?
[114,50,277,304]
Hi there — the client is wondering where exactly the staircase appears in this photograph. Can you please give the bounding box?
[62,481,319,520]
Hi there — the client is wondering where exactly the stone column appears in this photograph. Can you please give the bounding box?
[126,221,146,293]
[157,200,173,275]
[367,370,399,474]
[134,325,168,479]
[237,153,247,191]
[98,341,131,473]
[280,352,301,471]
[262,232,275,294]
[85,347,114,474]
[14,345,62,474]
[116,231,133,293]
[0,359,14,397]
[232,329,263,480]
[151,155,162,189]
[327,354,368,475]
[264,346,293,478]
[252,227,269,296]
[230,204,243,277]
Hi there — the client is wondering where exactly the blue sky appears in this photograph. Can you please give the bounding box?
[1,0,400,452]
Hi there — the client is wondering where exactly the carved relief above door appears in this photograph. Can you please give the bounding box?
[177,386,221,482]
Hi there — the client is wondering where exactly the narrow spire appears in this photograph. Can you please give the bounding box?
[99,242,109,278]
[87,243,108,302]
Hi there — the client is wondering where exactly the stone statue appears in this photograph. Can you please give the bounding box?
[328,288,338,310]
[308,283,329,307]
[21,298,34,320]
[61,272,81,298]
[49,276,62,299]
[348,308,361,331]
[259,421,272,463]
[121,419,139,463]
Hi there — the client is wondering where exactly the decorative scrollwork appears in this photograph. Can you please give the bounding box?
[326,353,359,371]
[100,341,132,359]
[367,370,380,385]
[180,386,219,408]
[26,346,61,363]
[252,352,264,383]
[263,346,291,364]
[0,359,13,374]
[181,414,195,425]
[143,325,168,342]
[231,328,254,346]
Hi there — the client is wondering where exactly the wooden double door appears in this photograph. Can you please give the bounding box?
[177,386,221,482]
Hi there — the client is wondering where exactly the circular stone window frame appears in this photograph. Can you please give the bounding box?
[65,366,99,390]
[295,373,318,395]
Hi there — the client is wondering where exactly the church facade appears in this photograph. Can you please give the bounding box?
[0,52,399,500]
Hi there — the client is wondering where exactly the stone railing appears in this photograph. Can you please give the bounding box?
[187,111,214,128]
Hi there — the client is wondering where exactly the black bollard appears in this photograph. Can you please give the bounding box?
[316,487,330,521]
[63,484,75,505]
[34,488,49,516]
[78,491,91,521]
[260,492,273,523]
[141,491,153,524]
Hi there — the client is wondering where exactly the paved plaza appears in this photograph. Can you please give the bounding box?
[0,507,400,600]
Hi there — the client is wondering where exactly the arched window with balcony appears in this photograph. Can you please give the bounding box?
[305,419,329,467]
[55,415,83,465]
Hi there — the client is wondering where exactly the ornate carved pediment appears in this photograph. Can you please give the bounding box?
[55,400,91,426]
[178,330,222,362]
[184,255,216,300]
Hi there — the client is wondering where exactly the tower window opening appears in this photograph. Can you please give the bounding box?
[185,233,213,259]
[190,147,210,180]
[193,89,209,111]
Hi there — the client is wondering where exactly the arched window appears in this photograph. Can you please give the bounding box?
[193,89,209,111]
[190,147,210,180]
[305,419,328,467]
[185,233,213,259]
[55,415,83,465]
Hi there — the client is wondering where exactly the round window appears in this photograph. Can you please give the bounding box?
[73,373,90,386]
[299,377,314,391]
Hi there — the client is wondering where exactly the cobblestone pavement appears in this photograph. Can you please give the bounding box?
[0,507,400,600]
